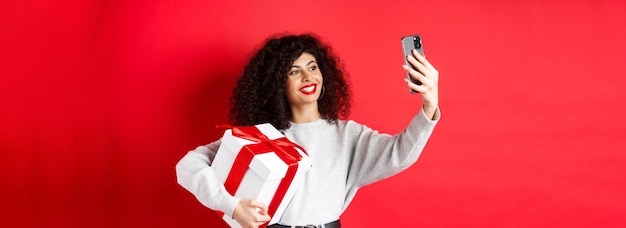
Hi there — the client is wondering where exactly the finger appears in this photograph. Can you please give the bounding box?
[252,214,271,223]
[258,214,271,222]
[403,64,425,83]
[406,55,432,77]
[249,200,268,212]
[404,78,425,94]
[404,73,435,93]
[250,209,271,224]
[412,49,438,74]
[259,208,268,215]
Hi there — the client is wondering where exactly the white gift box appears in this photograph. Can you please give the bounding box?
[211,123,312,227]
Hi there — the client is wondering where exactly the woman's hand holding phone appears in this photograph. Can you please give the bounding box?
[401,35,439,119]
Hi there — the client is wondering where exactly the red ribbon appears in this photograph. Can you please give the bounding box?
[221,125,307,227]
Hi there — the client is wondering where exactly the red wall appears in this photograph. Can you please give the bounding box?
[1,0,625,227]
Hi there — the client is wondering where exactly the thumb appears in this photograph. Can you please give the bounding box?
[250,200,269,214]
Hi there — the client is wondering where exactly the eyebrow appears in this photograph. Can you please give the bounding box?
[291,60,316,68]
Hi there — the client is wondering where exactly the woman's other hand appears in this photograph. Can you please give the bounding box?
[232,199,271,228]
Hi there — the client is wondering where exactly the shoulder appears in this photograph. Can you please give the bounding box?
[335,118,375,137]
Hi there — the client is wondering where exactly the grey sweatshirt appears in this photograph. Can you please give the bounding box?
[176,108,439,225]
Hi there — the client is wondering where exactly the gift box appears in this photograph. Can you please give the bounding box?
[211,123,312,228]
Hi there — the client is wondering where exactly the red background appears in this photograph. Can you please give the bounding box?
[1,0,625,227]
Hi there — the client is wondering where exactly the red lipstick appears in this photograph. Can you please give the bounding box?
[299,84,317,95]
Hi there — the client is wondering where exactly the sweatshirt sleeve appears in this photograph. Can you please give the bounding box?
[348,107,440,187]
[175,140,241,218]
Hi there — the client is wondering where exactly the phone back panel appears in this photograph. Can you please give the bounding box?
[401,34,424,91]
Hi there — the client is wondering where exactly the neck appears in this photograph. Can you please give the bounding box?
[290,103,321,123]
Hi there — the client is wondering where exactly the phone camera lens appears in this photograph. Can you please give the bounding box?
[413,37,422,49]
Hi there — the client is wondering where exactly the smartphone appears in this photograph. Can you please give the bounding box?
[401,34,425,93]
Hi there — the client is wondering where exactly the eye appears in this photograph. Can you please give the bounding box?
[308,65,318,71]
[289,70,299,75]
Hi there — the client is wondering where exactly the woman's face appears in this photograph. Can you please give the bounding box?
[285,52,324,107]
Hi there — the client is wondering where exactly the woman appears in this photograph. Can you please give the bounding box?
[176,33,440,228]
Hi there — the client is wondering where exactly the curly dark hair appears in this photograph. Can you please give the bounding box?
[229,33,352,130]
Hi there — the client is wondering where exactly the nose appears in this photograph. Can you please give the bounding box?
[301,71,311,81]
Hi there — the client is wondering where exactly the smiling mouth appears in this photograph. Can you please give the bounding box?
[299,84,317,95]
